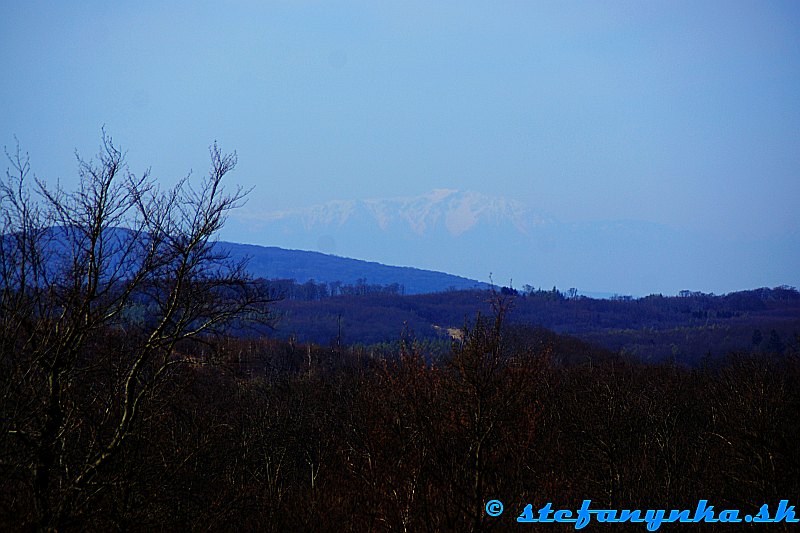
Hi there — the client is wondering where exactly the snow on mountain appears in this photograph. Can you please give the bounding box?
[233,189,799,296]
[253,189,551,238]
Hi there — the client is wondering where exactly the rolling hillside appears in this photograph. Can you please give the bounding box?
[215,241,489,294]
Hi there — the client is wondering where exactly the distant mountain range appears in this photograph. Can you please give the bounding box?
[255,188,550,238]
[233,189,799,296]
[12,187,795,297]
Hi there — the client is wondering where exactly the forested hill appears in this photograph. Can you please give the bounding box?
[4,227,488,294]
[260,283,800,364]
[215,241,489,294]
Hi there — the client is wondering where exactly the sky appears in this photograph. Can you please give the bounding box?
[1,1,799,291]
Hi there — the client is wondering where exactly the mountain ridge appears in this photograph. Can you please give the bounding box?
[232,188,799,296]
[215,240,490,294]
[245,188,551,237]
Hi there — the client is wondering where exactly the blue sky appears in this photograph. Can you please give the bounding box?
[2,1,799,291]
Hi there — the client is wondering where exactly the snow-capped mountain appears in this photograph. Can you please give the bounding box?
[233,189,799,296]
[236,189,557,288]
[258,189,551,237]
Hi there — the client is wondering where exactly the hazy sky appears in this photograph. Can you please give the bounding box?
[2,2,799,249]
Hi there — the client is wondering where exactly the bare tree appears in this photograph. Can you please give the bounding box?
[0,133,274,530]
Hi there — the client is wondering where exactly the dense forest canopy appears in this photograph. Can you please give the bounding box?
[246,280,799,364]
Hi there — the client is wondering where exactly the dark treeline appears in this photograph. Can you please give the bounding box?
[258,283,800,364]
[2,303,797,531]
[261,278,405,300]
[259,278,799,311]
